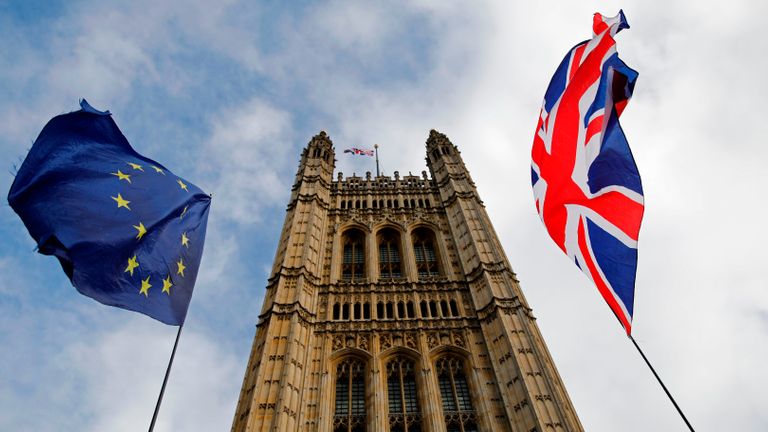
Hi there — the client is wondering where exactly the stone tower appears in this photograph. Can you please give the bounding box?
[231,130,583,432]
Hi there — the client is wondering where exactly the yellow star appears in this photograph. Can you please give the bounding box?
[180,206,188,219]
[176,258,186,277]
[111,170,132,183]
[127,162,144,171]
[133,222,147,240]
[139,276,152,297]
[112,193,131,210]
[162,275,173,295]
[124,255,139,276]
[181,232,189,248]
[177,178,188,191]
[151,165,165,174]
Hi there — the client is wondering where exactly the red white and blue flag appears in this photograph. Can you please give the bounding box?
[344,147,374,157]
[531,11,644,334]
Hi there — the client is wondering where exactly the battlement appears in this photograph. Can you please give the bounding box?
[331,170,435,193]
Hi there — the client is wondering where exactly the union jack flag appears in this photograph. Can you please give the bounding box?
[531,11,644,334]
[344,147,374,156]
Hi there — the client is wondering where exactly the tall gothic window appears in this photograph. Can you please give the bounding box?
[412,228,439,278]
[334,359,367,432]
[386,357,422,432]
[436,356,477,432]
[378,228,402,279]
[342,229,366,281]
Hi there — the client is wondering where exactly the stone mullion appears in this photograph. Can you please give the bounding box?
[371,334,386,431]
[402,228,417,281]
[367,230,377,282]
[418,334,444,432]
[463,352,495,432]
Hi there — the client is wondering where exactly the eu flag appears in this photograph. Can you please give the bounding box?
[8,100,210,325]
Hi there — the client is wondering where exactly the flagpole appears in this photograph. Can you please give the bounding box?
[629,334,695,432]
[148,323,184,432]
[374,144,380,177]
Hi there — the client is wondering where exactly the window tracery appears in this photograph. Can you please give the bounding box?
[334,358,367,432]
[378,228,403,279]
[436,356,477,432]
[342,229,366,281]
[412,228,439,278]
[386,357,422,432]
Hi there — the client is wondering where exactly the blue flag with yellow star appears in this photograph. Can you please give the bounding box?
[8,100,210,325]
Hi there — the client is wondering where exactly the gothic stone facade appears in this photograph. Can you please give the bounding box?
[231,131,583,432]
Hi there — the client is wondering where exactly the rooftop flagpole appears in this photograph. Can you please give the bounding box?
[148,323,184,432]
[629,335,695,431]
[374,144,380,177]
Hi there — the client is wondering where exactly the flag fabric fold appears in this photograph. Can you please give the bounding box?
[8,99,210,325]
[531,11,643,334]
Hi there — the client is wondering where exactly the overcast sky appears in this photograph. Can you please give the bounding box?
[1,1,766,431]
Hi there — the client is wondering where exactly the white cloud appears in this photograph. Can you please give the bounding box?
[198,98,294,225]
[63,318,241,432]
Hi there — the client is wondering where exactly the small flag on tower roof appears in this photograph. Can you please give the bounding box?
[8,100,211,326]
[344,147,374,156]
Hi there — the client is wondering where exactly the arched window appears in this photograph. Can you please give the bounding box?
[342,229,366,281]
[420,301,428,318]
[407,301,415,318]
[333,303,341,320]
[386,357,422,432]
[450,300,459,317]
[436,356,477,432]
[378,228,403,279]
[412,228,440,278]
[441,300,450,317]
[334,358,367,432]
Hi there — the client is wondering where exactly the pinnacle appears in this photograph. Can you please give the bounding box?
[426,129,451,147]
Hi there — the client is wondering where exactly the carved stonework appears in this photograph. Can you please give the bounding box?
[232,130,584,432]
[405,332,417,350]
[380,334,392,351]
[427,332,439,350]
[453,332,466,349]
[330,333,370,353]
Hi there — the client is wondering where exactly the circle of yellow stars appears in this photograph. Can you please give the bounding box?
[112,160,194,299]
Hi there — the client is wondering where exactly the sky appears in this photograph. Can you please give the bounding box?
[0,1,766,431]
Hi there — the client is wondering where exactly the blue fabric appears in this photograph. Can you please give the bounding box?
[586,218,636,318]
[8,100,210,325]
[586,54,642,196]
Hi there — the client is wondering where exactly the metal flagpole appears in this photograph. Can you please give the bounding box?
[148,323,184,432]
[374,144,380,177]
[629,334,695,432]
